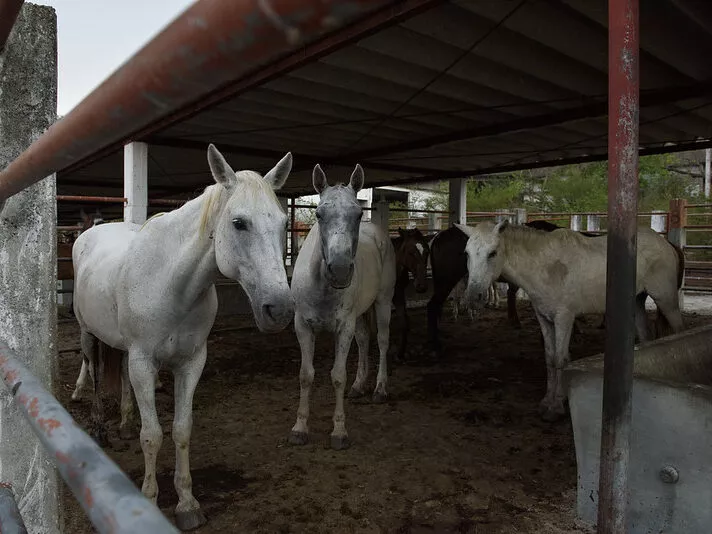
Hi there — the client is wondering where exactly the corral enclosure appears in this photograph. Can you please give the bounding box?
[55,301,711,533]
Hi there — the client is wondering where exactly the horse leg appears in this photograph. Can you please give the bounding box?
[393,290,408,363]
[507,284,521,329]
[71,356,91,402]
[81,331,108,446]
[128,351,162,505]
[349,315,370,398]
[171,344,208,531]
[373,299,392,404]
[651,293,684,337]
[532,309,556,419]
[545,312,574,422]
[330,320,356,450]
[289,312,315,446]
[427,292,448,355]
[119,352,138,440]
[635,292,652,343]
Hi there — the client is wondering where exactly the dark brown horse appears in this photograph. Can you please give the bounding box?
[391,228,430,362]
[426,220,596,355]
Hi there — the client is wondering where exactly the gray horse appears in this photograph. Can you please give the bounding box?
[289,164,396,450]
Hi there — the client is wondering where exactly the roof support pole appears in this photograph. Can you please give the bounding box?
[598,0,639,532]
[448,178,466,225]
[123,142,147,225]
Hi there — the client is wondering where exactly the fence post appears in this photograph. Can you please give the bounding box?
[570,214,583,231]
[448,178,466,225]
[372,199,390,234]
[586,214,601,232]
[650,210,667,234]
[514,208,527,225]
[124,141,148,225]
[668,198,686,308]
[0,5,61,532]
[278,197,288,261]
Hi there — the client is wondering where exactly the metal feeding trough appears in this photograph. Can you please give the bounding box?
[565,324,712,533]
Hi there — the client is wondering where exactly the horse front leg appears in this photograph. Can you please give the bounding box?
[546,312,574,422]
[289,312,315,446]
[507,284,521,328]
[373,299,392,403]
[349,314,370,398]
[171,344,208,531]
[532,309,556,419]
[331,320,356,450]
[128,351,163,506]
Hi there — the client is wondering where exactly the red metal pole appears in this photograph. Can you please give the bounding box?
[0,0,398,205]
[598,0,639,532]
[56,194,126,204]
[0,0,23,53]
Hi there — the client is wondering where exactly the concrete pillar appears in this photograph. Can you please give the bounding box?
[514,208,527,225]
[570,214,583,231]
[650,210,667,234]
[587,215,601,233]
[448,178,466,226]
[0,5,61,533]
[123,141,148,225]
[372,199,390,234]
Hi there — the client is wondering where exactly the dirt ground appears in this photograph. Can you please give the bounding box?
[55,302,710,533]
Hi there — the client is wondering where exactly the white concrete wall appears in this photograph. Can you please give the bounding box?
[0,4,61,533]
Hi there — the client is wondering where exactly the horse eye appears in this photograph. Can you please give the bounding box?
[315,211,322,220]
[233,218,248,230]
[488,250,497,259]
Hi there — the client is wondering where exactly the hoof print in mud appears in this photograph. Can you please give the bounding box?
[288,431,308,446]
[330,435,351,450]
[175,509,207,531]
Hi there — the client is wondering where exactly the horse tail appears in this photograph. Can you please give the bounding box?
[654,241,685,337]
[99,341,123,396]
[671,242,685,289]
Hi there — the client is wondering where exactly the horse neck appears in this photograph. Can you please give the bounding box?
[160,189,224,301]
[499,227,550,291]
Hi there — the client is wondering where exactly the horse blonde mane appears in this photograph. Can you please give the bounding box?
[197,171,283,237]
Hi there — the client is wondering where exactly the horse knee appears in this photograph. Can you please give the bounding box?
[140,424,163,452]
[300,366,315,388]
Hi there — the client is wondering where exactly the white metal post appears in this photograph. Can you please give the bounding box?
[705,148,711,199]
[448,178,466,225]
[124,142,148,225]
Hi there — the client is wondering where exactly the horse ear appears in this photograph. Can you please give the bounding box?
[264,152,292,190]
[313,164,328,194]
[349,164,364,193]
[454,223,475,237]
[495,220,509,233]
[207,144,236,188]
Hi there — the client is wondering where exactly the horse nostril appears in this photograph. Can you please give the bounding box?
[263,304,276,322]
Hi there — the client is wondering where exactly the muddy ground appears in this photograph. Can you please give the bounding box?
[56,303,709,533]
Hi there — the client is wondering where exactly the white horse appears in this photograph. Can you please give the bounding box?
[72,145,294,530]
[455,220,684,421]
[289,164,396,450]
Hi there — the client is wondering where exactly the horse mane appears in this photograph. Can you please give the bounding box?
[197,171,282,237]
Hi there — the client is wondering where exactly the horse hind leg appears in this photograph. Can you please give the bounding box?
[118,352,138,440]
[651,293,684,338]
[635,292,652,343]
[71,356,92,402]
[80,330,108,446]
[349,314,370,399]
[373,299,392,404]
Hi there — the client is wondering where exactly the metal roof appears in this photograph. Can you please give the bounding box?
[56,0,712,222]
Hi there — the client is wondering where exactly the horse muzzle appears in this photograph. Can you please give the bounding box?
[256,295,294,333]
[326,261,354,289]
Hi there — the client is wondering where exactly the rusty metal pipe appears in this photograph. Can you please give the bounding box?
[56,195,126,204]
[0,342,179,534]
[598,0,640,532]
[0,484,27,534]
[0,0,23,53]
[0,0,397,204]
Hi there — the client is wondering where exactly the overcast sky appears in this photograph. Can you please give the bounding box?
[34,0,195,115]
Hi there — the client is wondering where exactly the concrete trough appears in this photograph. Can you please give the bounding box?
[565,324,712,533]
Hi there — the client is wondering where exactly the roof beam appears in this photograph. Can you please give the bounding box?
[331,81,712,162]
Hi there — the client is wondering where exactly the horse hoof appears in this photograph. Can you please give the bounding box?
[372,391,388,404]
[330,435,351,450]
[70,393,82,403]
[288,431,308,446]
[90,427,110,448]
[175,509,207,531]
[119,426,138,441]
[348,388,365,399]
[540,409,564,423]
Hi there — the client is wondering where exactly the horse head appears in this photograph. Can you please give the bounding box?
[312,163,364,289]
[206,144,294,332]
[454,220,508,309]
[397,227,429,293]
